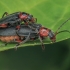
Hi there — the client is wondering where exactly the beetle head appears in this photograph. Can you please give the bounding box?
[19,12,37,23]
[48,30,56,42]
[39,27,56,42]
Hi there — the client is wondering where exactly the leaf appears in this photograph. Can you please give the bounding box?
[0,0,70,51]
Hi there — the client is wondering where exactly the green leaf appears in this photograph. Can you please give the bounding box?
[0,0,70,51]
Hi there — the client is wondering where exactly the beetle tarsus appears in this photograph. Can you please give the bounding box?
[15,43,20,50]
[41,44,45,50]
[0,43,7,47]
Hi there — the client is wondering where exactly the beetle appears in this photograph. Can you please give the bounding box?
[0,18,70,50]
[0,12,37,28]
[0,23,43,49]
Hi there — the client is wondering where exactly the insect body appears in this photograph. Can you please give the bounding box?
[0,18,70,50]
[0,12,37,28]
[0,23,54,50]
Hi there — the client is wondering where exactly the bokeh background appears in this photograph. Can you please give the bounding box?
[0,39,70,70]
[0,0,70,70]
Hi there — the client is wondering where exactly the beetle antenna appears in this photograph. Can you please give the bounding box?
[55,18,70,33]
[56,30,70,35]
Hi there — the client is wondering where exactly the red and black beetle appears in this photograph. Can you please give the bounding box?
[0,12,37,28]
[0,18,70,50]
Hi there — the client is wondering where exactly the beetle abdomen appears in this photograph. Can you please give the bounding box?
[0,36,20,42]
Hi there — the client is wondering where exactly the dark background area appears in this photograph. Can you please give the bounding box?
[0,39,70,70]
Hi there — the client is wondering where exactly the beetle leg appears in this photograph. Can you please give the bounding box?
[39,35,45,50]
[28,27,45,50]
[34,29,45,50]
[2,12,8,18]
[14,32,30,50]
[15,43,20,50]
[0,43,7,47]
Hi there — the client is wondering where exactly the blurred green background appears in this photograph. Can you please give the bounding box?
[0,39,70,70]
[0,0,70,70]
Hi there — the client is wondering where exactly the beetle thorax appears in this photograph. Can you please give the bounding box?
[39,27,50,37]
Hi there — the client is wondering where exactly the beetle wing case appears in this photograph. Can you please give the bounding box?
[0,27,17,36]
[0,12,20,25]
[17,25,38,38]
[0,12,21,26]
[17,25,31,36]
[0,25,38,38]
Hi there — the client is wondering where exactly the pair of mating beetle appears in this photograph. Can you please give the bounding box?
[0,12,70,50]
